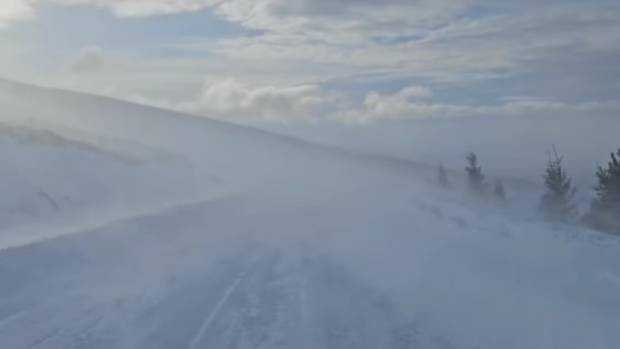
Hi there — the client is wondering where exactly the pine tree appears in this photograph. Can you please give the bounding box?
[587,149,620,233]
[494,179,507,202]
[438,164,450,188]
[465,152,485,195]
[540,148,576,222]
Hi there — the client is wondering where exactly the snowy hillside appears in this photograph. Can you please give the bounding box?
[0,79,619,348]
[0,78,370,247]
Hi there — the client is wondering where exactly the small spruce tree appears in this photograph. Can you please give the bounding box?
[465,152,485,195]
[540,148,576,222]
[494,179,507,202]
[587,148,620,234]
[438,164,450,188]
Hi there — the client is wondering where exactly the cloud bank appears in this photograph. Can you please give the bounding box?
[169,80,620,123]
[178,79,337,121]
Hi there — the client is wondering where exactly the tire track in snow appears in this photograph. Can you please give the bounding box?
[188,271,247,349]
[304,256,419,349]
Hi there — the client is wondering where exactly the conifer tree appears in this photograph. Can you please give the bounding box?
[465,152,485,195]
[438,164,450,188]
[540,148,576,222]
[494,179,507,202]
[587,148,620,233]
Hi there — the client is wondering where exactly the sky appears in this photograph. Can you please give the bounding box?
[1,0,620,123]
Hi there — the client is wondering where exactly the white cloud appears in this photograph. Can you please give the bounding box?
[397,86,433,100]
[335,86,620,123]
[207,0,477,71]
[215,0,469,42]
[183,0,617,94]
[154,81,620,124]
[179,78,338,121]
[354,85,434,120]
[0,0,222,23]
[0,0,34,28]
[48,0,221,17]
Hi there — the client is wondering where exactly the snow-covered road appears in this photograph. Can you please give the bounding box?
[2,176,620,349]
[0,195,424,349]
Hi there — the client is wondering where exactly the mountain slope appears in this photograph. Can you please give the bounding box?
[0,78,377,246]
[0,78,460,247]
